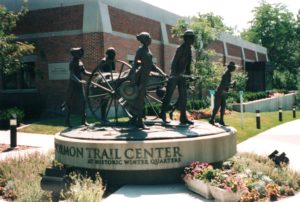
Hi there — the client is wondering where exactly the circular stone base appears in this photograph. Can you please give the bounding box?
[55,120,236,184]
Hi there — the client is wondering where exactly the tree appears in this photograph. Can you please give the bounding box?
[241,1,299,89]
[0,5,34,75]
[171,13,233,97]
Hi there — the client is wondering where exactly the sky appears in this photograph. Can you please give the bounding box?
[141,0,300,33]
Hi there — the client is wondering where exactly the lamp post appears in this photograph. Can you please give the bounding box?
[256,110,261,129]
[279,107,283,122]
[10,114,17,148]
[293,106,296,118]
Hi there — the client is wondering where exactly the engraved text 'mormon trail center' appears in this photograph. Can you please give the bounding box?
[55,144,183,160]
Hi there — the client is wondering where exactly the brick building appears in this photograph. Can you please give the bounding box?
[0,0,268,117]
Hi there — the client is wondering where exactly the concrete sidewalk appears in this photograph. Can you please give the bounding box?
[0,130,55,160]
[1,120,300,201]
[237,119,300,171]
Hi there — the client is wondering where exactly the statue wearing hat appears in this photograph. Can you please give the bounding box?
[159,29,195,124]
[209,61,236,126]
[64,47,92,127]
[128,32,166,129]
[96,47,116,123]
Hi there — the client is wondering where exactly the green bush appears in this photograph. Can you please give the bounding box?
[297,70,300,105]
[232,153,300,191]
[232,71,248,91]
[243,92,268,102]
[297,91,300,107]
[187,97,210,110]
[63,172,105,202]
[0,152,53,201]
[273,69,298,90]
[0,152,105,202]
[144,97,210,116]
[145,102,161,116]
[226,96,237,110]
[0,107,25,123]
[269,89,289,94]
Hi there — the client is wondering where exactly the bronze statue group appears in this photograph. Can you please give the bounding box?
[63,30,236,129]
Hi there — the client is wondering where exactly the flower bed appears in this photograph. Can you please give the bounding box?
[183,162,215,199]
[183,153,300,201]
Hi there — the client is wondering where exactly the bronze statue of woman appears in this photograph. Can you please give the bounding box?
[129,32,166,129]
[64,47,91,127]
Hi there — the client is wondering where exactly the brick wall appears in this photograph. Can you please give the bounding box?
[244,48,256,61]
[163,45,177,74]
[225,56,243,67]
[208,40,224,54]
[15,5,83,34]
[21,33,103,113]
[226,43,242,57]
[32,33,102,68]
[109,6,162,41]
[102,33,173,71]
[102,33,140,64]
[166,24,181,45]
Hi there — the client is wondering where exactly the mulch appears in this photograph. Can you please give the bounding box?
[0,144,37,153]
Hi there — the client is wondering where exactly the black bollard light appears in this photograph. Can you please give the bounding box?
[10,115,17,148]
[279,107,283,122]
[293,106,296,118]
[256,110,261,129]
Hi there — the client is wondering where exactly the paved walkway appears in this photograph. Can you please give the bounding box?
[237,119,300,171]
[1,119,300,201]
[0,130,54,160]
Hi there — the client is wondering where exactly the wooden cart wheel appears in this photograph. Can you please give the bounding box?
[86,60,132,124]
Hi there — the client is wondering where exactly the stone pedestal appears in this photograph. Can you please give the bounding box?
[55,121,237,184]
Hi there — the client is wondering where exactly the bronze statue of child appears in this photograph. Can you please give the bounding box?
[96,47,116,123]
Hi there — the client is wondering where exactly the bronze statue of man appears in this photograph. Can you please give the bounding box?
[209,61,236,126]
[97,47,116,123]
[159,30,195,125]
[64,47,91,127]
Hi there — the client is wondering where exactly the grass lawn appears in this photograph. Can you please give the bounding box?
[224,110,300,143]
[19,116,86,135]
[18,117,67,135]
[18,110,300,143]
[18,116,127,135]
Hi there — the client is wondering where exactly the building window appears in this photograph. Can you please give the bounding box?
[2,62,36,90]
[20,62,36,89]
[2,73,18,90]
